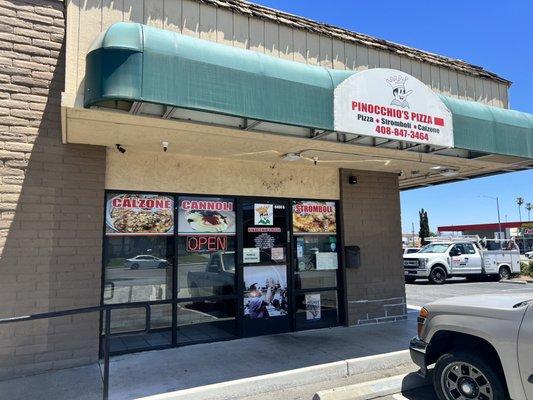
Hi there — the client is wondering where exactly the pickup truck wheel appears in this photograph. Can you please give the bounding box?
[498,266,511,280]
[433,352,507,400]
[429,266,447,284]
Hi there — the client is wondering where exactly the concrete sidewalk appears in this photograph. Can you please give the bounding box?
[0,314,417,400]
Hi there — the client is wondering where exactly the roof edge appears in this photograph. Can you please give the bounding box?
[206,0,511,86]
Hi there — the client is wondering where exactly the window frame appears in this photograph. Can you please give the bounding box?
[100,189,344,354]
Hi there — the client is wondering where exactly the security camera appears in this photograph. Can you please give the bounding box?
[115,144,126,154]
[162,141,169,152]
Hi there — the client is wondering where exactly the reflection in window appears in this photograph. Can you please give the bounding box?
[295,270,337,290]
[295,235,338,271]
[176,299,236,344]
[177,237,236,298]
[294,235,337,289]
[103,236,173,304]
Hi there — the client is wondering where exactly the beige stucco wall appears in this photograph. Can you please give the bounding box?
[64,0,508,109]
[106,150,340,199]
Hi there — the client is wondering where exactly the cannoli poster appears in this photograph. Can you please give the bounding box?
[178,196,236,235]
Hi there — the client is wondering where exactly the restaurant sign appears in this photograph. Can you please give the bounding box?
[334,68,454,147]
[522,222,533,235]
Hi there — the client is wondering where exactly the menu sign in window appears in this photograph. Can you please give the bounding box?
[243,202,287,264]
[105,193,174,235]
[292,201,336,234]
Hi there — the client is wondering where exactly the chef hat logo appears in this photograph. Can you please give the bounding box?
[386,75,408,90]
[256,205,270,215]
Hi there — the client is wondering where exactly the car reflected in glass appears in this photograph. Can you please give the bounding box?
[123,255,169,269]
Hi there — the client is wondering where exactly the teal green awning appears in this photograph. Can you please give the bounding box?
[84,22,533,159]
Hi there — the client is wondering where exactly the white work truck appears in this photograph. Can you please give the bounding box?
[404,236,521,284]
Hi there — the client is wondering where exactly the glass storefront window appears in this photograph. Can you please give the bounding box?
[177,237,236,298]
[103,235,174,303]
[177,196,236,299]
[295,291,338,330]
[176,299,236,344]
[102,192,342,352]
[294,235,338,289]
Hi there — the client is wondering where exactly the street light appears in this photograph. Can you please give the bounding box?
[479,195,503,239]
[517,197,525,252]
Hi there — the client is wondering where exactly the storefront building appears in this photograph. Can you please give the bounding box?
[1,0,533,379]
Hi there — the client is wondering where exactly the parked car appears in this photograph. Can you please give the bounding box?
[123,255,169,269]
[410,293,533,400]
[404,237,520,284]
[404,247,421,255]
[526,250,533,260]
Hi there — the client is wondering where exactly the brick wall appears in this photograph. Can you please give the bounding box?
[0,0,105,379]
[339,169,406,325]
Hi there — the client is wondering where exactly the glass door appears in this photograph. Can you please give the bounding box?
[291,201,341,330]
[239,199,291,337]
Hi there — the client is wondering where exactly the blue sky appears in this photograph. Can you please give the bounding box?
[253,0,533,231]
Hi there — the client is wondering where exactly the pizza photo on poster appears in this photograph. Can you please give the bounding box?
[243,265,288,319]
[292,201,336,234]
[105,193,174,235]
[178,196,235,235]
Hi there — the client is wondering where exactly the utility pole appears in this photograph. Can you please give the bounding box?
[479,195,503,239]
[411,222,415,246]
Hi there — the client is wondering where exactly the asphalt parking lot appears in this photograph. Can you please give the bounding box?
[406,278,533,307]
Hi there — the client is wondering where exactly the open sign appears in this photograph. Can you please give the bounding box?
[186,236,227,252]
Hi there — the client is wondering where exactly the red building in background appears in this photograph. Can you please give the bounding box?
[438,221,533,252]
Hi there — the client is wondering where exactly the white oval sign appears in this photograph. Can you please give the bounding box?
[334,68,453,147]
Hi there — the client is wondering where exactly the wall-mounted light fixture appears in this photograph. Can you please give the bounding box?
[281,152,302,161]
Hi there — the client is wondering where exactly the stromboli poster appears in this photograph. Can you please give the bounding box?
[105,193,174,235]
[292,201,336,234]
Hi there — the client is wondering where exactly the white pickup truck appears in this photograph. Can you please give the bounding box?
[404,237,521,284]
